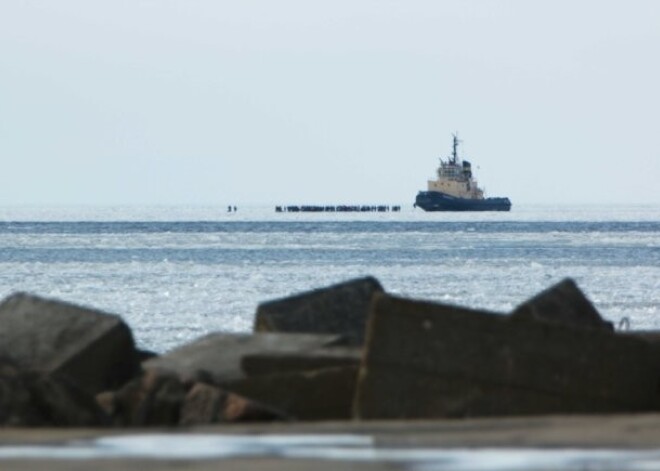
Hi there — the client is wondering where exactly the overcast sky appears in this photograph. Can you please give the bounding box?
[1,1,658,206]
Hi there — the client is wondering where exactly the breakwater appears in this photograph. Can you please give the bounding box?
[0,276,655,430]
[275,205,401,213]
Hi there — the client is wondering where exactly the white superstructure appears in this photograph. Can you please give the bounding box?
[427,134,485,200]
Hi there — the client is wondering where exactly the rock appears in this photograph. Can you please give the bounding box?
[225,366,359,421]
[104,370,287,426]
[95,390,116,419]
[0,292,140,394]
[241,346,361,376]
[511,278,613,331]
[254,277,384,346]
[106,370,186,426]
[180,382,286,425]
[354,293,660,420]
[0,356,108,427]
[143,332,343,385]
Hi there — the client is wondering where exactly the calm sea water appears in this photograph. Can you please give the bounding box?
[0,204,658,352]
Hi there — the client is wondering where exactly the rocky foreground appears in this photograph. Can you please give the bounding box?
[0,277,659,428]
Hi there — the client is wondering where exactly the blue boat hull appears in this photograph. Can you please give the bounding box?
[415,191,511,212]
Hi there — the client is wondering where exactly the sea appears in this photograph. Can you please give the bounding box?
[0,204,658,353]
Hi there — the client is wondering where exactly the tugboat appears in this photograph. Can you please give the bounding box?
[415,134,511,211]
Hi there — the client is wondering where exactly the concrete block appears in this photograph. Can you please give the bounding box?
[511,278,613,330]
[355,293,660,419]
[241,346,361,376]
[0,356,108,427]
[143,332,343,385]
[226,366,359,420]
[254,277,384,345]
[0,293,140,394]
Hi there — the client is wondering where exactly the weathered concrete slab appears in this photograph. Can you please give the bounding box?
[511,278,613,330]
[225,366,359,420]
[241,347,361,376]
[143,332,343,385]
[355,293,660,419]
[254,277,384,345]
[0,293,140,394]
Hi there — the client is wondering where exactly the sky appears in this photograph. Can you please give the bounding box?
[1,1,659,206]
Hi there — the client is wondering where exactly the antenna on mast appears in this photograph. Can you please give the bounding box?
[451,132,461,164]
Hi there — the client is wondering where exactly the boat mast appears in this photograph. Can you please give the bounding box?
[451,133,460,164]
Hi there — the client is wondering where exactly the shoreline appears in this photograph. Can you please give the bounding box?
[4,413,660,448]
[3,414,660,469]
